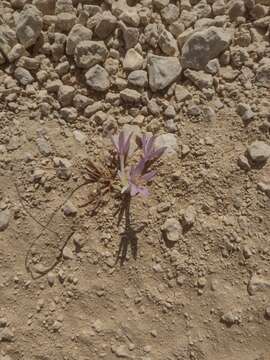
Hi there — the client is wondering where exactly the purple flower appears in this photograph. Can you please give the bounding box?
[141,134,166,162]
[127,159,156,197]
[111,130,133,171]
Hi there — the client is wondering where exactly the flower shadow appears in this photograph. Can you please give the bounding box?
[114,194,146,266]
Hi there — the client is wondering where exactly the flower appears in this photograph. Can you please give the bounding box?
[111,130,133,172]
[141,134,166,162]
[127,159,156,197]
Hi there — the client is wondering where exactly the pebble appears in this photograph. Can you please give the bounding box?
[16,4,43,48]
[85,65,110,92]
[63,201,78,216]
[147,54,182,92]
[161,218,182,242]
[36,137,52,156]
[0,210,11,231]
[248,275,270,295]
[247,141,270,164]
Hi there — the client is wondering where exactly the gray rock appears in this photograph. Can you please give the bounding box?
[14,67,34,85]
[128,70,148,88]
[162,218,182,242]
[0,210,11,231]
[181,26,231,70]
[228,0,246,20]
[155,133,178,156]
[33,0,56,15]
[60,107,78,122]
[175,84,191,102]
[205,58,220,74]
[95,11,117,39]
[66,24,93,56]
[0,24,17,59]
[247,141,270,164]
[248,274,270,295]
[16,5,43,49]
[236,103,255,122]
[161,4,180,24]
[85,65,110,91]
[74,40,108,69]
[120,89,141,104]
[184,69,213,89]
[119,21,139,49]
[58,85,75,106]
[63,201,77,217]
[147,54,182,92]
[158,29,179,56]
[123,48,143,71]
[256,59,270,89]
[153,0,169,9]
[56,12,76,33]
[36,137,52,156]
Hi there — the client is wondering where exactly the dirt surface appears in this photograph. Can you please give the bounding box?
[1,0,270,359]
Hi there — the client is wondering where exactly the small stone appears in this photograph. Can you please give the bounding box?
[184,69,213,90]
[56,12,76,32]
[205,59,220,75]
[256,59,270,89]
[221,311,239,326]
[265,307,270,319]
[85,65,110,92]
[74,40,108,69]
[153,0,169,9]
[161,4,180,24]
[14,67,34,85]
[73,130,87,144]
[164,105,176,118]
[247,141,270,164]
[161,218,182,242]
[175,84,191,102]
[0,210,11,231]
[237,155,251,171]
[182,206,196,227]
[120,89,141,104]
[62,246,74,260]
[123,48,143,71]
[47,272,56,286]
[63,201,77,216]
[236,103,255,123]
[7,44,25,62]
[111,344,129,358]
[92,319,104,333]
[147,54,182,92]
[16,4,43,49]
[60,107,78,122]
[58,85,75,106]
[73,94,91,110]
[158,29,178,56]
[181,26,231,70]
[95,11,117,39]
[53,157,72,180]
[0,328,14,342]
[36,137,52,156]
[248,274,270,295]
[228,0,246,20]
[155,133,178,156]
[128,70,148,88]
[66,24,93,55]
[119,21,139,49]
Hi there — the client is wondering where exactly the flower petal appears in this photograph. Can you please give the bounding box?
[118,131,125,155]
[130,183,140,196]
[123,131,133,156]
[142,170,156,181]
[138,186,149,197]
